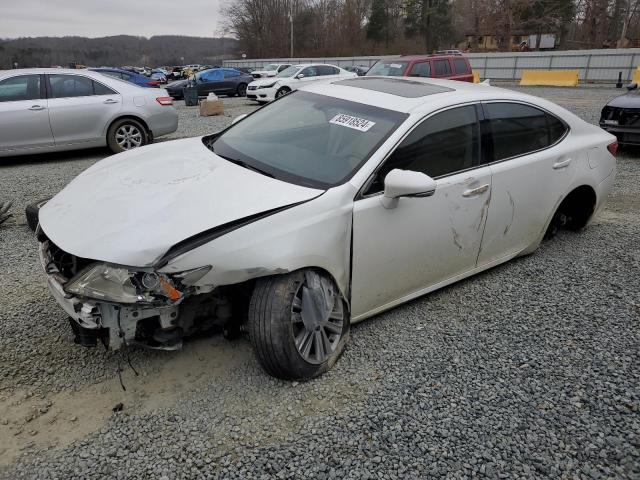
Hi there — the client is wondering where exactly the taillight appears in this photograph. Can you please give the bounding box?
[607,140,618,156]
[156,96,173,106]
[147,80,160,86]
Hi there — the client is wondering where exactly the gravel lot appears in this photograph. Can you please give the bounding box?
[0,87,639,479]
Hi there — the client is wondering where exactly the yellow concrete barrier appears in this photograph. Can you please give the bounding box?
[633,67,640,84]
[519,70,579,87]
[473,70,480,83]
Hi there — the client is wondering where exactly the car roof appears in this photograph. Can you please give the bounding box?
[377,55,465,62]
[300,76,570,116]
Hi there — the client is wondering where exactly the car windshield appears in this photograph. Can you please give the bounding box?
[366,61,409,76]
[204,91,408,189]
[263,64,279,70]
[276,65,302,78]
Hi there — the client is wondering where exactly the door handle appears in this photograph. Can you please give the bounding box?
[28,105,46,111]
[553,158,572,169]
[462,184,490,197]
[103,99,119,104]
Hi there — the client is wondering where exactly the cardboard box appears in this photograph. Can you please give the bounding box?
[199,98,224,116]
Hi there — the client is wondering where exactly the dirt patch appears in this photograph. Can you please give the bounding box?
[0,335,248,465]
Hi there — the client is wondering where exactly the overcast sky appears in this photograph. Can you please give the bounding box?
[1,0,227,39]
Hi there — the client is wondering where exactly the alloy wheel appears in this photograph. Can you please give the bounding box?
[291,273,344,365]
[115,124,143,151]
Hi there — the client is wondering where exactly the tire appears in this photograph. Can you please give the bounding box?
[236,83,247,97]
[25,198,50,232]
[275,87,291,99]
[248,270,350,380]
[107,118,148,154]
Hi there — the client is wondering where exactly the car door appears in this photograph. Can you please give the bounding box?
[0,73,54,153]
[476,101,572,266]
[46,74,122,146]
[197,70,224,95]
[296,66,321,86]
[351,104,492,318]
[222,70,241,94]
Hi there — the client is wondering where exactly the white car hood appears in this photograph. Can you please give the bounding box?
[252,70,277,77]
[250,77,284,86]
[39,137,323,267]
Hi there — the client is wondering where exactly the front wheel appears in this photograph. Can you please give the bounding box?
[107,118,148,154]
[275,87,291,99]
[248,270,349,380]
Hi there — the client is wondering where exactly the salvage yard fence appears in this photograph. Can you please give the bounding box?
[223,48,640,83]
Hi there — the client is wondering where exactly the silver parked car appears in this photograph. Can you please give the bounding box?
[0,68,178,157]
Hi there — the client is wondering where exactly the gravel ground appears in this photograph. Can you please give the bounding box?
[0,86,639,479]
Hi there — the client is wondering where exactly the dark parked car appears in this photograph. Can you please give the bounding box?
[366,54,474,82]
[166,68,253,99]
[166,79,189,99]
[600,84,640,146]
[90,67,163,87]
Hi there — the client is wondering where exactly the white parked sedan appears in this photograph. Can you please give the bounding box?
[37,77,616,380]
[246,63,356,103]
[0,68,178,157]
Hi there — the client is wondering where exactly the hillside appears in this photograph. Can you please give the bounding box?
[0,35,239,68]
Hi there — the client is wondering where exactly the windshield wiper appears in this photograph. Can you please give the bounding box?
[217,154,275,179]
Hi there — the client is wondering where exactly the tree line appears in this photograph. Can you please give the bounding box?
[222,0,640,56]
[0,35,239,69]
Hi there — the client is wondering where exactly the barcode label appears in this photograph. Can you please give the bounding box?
[329,113,376,132]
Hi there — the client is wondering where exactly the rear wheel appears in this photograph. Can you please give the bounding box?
[236,83,247,97]
[248,270,349,380]
[275,87,291,99]
[107,118,148,154]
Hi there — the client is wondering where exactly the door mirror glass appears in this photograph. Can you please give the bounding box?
[232,113,248,125]
[296,74,305,79]
[381,169,436,208]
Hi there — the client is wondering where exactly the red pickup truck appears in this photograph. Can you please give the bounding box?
[366,54,474,82]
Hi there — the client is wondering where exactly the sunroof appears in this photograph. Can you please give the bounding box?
[332,77,454,98]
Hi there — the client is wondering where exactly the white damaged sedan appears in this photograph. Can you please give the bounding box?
[38,77,617,379]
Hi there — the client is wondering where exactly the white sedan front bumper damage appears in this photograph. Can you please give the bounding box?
[38,235,216,351]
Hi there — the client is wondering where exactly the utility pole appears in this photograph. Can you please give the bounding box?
[289,12,294,59]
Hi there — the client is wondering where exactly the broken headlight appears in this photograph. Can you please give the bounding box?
[64,264,183,304]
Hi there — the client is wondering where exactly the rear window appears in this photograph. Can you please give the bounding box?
[434,60,452,76]
[483,102,568,161]
[453,58,470,74]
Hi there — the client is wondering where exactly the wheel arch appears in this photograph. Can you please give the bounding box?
[105,115,152,142]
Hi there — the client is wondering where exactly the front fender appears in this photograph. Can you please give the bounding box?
[158,187,355,299]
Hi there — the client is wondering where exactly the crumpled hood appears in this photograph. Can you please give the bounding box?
[39,137,323,267]
[607,91,640,108]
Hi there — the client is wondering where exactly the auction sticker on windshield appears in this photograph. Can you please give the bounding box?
[330,113,376,132]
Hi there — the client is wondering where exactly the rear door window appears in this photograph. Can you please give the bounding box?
[317,65,339,76]
[223,70,240,78]
[453,58,470,74]
[408,62,431,78]
[0,75,42,102]
[434,59,452,76]
[483,102,568,161]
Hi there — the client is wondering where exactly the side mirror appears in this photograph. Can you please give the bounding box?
[626,83,638,91]
[381,169,436,209]
[296,74,305,79]
[232,114,248,125]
